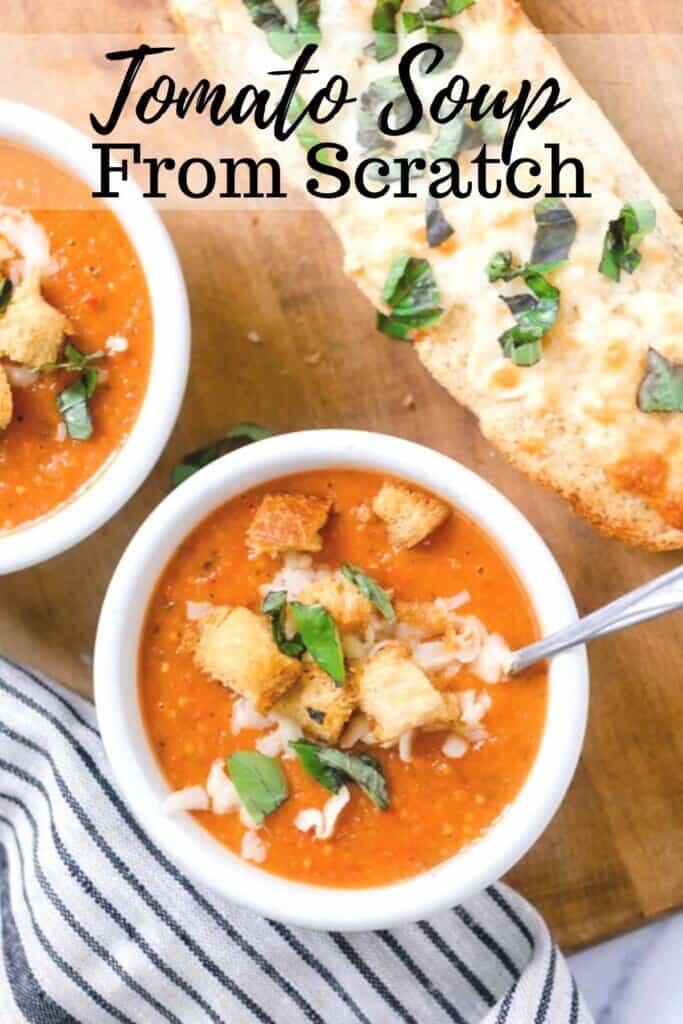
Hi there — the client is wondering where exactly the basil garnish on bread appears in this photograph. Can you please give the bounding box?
[242,0,320,57]
[488,199,575,365]
[368,1,404,62]
[599,200,656,282]
[637,347,683,413]
[227,751,289,824]
[425,196,454,248]
[377,252,443,340]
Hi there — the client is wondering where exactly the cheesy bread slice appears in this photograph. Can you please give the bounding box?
[170,0,683,549]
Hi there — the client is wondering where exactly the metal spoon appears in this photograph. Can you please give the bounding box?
[508,563,683,675]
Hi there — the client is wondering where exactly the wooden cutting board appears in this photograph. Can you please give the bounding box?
[1,0,682,952]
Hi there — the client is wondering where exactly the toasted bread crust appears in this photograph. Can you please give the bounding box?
[170,0,683,551]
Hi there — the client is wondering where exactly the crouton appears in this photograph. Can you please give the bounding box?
[0,366,12,430]
[395,600,450,638]
[356,641,444,743]
[246,492,332,555]
[0,274,69,368]
[195,606,301,712]
[298,573,372,632]
[275,659,358,744]
[372,482,449,549]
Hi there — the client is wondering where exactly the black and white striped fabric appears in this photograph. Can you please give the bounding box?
[0,656,592,1024]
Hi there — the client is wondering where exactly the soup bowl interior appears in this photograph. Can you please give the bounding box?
[95,430,588,932]
[0,100,189,573]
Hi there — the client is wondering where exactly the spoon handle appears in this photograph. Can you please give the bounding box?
[508,563,683,675]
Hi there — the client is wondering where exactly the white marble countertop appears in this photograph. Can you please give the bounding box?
[569,912,683,1022]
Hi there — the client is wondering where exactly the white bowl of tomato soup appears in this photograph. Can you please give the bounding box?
[0,101,189,572]
[95,430,588,931]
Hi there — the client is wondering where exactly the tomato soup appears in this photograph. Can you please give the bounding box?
[139,469,547,888]
[0,142,153,530]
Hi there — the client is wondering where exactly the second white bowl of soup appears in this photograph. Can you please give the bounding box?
[95,430,588,931]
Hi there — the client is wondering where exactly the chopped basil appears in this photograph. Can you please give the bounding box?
[227,751,289,825]
[428,111,497,161]
[377,252,443,340]
[41,342,105,374]
[498,271,560,367]
[403,0,473,32]
[421,24,462,72]
[242,0,298,57]
[296,0,321,47]
[529,198,577,271]
[318,748,390,809]
[425,195,454,248]
[367,0,404,62]
[0,278,13,314]
[357,77,412,153]
[599,200,656,282]
[341,562,395,621]
[262,590,305,657]
[172,423,272,487]
[487,250,520,283]
[289,739,344,793]
[290,601,346,684]
[57,367,98,441]
[637,347,683,413]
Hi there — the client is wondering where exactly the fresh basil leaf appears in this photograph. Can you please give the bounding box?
[637,347,683,413]
[428,112,491,161]
[420,24,462,72]
[487,250,522,283]
[172,423,272,488]
[290,601,346,684]
[425,195,454,248]
[0,278,13,314]
[41,343,106,374]
[529,198,576,270]
[227,751,289,825]
[402,10,423,31]
[318,748,390,809]
[287,92,329,161]
[262,590,305,657]
[289,739,344,793]
[57,373,96,441]
[599,200,656,282]
[242,0,299,57]
[420,0,474,18]
[367,1,404,61]
[377,254,443,338]
[357,77,412,152]
[498,271,560,367]
[341,562,395,621]
[296,0,321,47]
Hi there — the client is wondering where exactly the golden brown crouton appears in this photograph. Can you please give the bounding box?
[298,573,372,633]
[0,274,69,368]
[395,600,450,638]
[356,641,444,743]
[372,482,449,549]
[195,606,301,712]
[246,492,332,555]
[0,366,12,430]
[275,659,357,744]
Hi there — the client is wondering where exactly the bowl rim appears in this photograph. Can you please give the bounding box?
[94,429,589,932]
[0,99,190,573]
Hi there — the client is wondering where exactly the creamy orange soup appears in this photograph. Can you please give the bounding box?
[139,469,547,888]
[0,143,153,530]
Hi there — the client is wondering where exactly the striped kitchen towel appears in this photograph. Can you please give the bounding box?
[0,655,592,1024]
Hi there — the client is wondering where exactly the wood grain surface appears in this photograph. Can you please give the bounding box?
[1,0,682,951]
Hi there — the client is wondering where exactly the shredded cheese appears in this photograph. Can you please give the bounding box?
[294,785,350,840]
